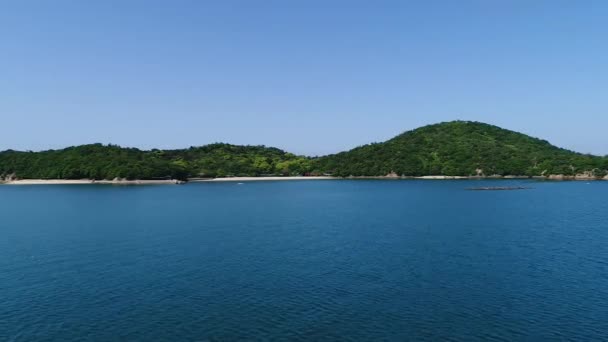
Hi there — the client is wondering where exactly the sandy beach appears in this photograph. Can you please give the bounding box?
[2,179,184,185]
[414,176,469,180]
[4,175,607,185]
[190,176,336,182]
[2,179,95,185]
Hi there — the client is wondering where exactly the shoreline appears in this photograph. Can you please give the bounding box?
[189,176,336,182]
[2,179,184,185]
[191,175,608,182]
[2,174,607,185]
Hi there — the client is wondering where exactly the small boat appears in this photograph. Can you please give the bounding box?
[467,186,530,191]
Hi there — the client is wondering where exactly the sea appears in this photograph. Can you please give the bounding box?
[1,180,607,341]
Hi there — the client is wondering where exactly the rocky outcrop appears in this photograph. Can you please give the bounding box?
[94,178,185,185]
[548,172,604,181]
[574,171,596,180]
[416,176,468,179]
[1,173,17,183]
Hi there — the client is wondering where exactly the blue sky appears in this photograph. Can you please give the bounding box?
[1,1,607,156]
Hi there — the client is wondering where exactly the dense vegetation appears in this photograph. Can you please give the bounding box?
[1,121,607,180]
[315,121,608,177]
[0,143,312,180]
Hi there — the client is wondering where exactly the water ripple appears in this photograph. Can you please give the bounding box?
[1,180,608,340]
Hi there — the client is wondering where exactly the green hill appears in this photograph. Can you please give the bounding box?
[0,143,312,181]
[314,121,608,177]
[1,121,607,181]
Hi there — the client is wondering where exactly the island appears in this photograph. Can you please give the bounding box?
[2,121,607,184]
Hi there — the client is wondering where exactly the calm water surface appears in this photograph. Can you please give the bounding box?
[1,180,608,341]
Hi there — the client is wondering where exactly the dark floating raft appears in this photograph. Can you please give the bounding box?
[467,186,531,191]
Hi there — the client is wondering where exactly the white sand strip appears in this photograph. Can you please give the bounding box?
[3,179,183,185]
[190,176,336,182]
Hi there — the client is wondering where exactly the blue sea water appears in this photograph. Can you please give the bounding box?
[1,180,608,341]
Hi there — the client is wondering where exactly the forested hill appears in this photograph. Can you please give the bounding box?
[0,143,312,181]
[315,121,608,177]
[2,121,607,180]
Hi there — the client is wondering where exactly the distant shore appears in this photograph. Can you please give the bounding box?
[190,175,520,182]
[1,179,184,185]
[1,177,336,185]
[189,176,336,182]
[2,174,607,185]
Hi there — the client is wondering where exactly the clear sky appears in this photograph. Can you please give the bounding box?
[1,1,607,156]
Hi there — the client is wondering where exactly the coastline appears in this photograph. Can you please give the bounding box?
[183,174,608,182]
[189,176,336,182]
[2,179,184,185]
[2,174,607,185]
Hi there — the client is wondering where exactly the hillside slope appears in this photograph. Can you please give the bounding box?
[0,143,312,180]
[2,121,606,180]
[314,121,607,177]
